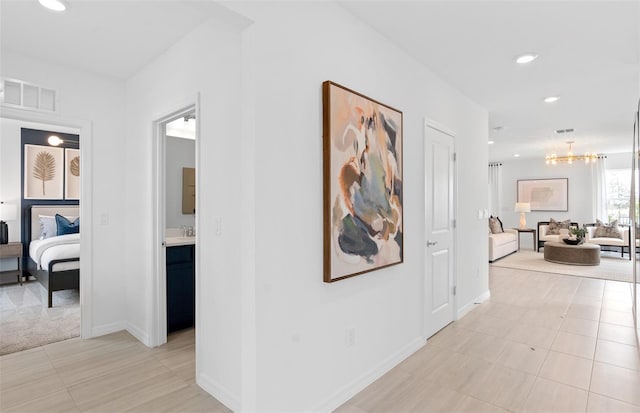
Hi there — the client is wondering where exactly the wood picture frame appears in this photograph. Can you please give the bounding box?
[517,178,568,211]
[64,148,80,200]
[24,144,64,200]
[322,81,403,283]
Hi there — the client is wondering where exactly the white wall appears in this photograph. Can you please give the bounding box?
[226,2,489,411]
[165,136,195,229]
[123,15,247,409]
[0,52,127,332]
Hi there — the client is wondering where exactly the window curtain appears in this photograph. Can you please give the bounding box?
[590,157,607,222]
[488,162,503,217]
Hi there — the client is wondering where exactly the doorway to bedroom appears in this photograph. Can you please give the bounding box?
[0,121,82,355]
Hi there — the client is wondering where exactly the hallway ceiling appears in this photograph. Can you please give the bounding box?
[2,2,638,162]
[341,1,640,162]
[0,1,235,79]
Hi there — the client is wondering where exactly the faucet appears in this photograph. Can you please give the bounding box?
[182,225,187,237]
[187,226,194,237]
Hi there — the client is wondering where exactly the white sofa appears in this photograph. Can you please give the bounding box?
[537,221,579,252]
[585,224,630,259]
[489,229,518,262]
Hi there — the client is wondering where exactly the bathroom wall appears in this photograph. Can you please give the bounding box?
[165,135,195,230]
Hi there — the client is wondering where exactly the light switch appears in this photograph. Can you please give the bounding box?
[100,213,109,226]
[215,217,222,235]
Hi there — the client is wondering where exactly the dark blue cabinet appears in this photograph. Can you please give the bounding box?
[166,245,195,333]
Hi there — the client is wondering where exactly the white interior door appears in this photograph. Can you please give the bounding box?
[424,120,456,339]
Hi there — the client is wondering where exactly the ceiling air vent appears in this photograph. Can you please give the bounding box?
[555,128,575,134]
[1,78,56,112]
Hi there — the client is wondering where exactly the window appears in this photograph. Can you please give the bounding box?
[605,168,631,224]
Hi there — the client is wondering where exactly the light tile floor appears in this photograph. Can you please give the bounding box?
[339,267,640,413]
[1,267,638,412]
[0,328,230,413]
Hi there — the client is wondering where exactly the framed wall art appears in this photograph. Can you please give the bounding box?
[24,144,64,200]
[517,178,568,211]
[323,81,403,283]
[64,148,80,200]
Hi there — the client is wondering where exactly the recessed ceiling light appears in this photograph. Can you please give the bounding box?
[516,54,538,64]
[513,154,520,158]
[488,141,495,145]
[544,96,559,103]
[39,0,69,12]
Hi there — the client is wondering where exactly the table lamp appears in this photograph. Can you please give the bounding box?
[514,202,531,229]
[0,202,17,244]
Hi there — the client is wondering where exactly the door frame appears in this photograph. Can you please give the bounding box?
[423,117,458,340]
[1,105,93,338]
[150,94,200,347]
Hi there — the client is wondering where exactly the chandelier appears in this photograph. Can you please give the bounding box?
[545,141,598,165]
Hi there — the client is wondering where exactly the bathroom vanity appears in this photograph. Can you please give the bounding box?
[166,240,195,333]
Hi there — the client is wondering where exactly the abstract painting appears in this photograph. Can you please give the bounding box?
[517,178,568,211]
[323,81,403,282]
[24,144,63,200]
[65,148,80,200]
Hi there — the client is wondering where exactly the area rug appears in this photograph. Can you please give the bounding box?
[490,250,633,283]
[0,281,79,356]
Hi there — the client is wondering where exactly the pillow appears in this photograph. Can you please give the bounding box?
[547,218,571,235]
[489,216,503,234]
[39,215,57,240]
[55,214,80,236]
[594,219,622,239]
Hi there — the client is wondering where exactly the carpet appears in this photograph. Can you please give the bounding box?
[490,250,633,282]
[0,281,79,356]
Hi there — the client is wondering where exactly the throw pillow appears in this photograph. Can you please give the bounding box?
[39,215,57,239]
[489,217,503,234]
[594,219,622,239]
[547,218,571,235]
[55,214,80,236]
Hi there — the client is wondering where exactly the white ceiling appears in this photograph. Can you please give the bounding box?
[0,0,237,79]
[340,1,640,161]
[2,1,638,162]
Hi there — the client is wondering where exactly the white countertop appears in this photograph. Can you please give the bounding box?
[165,236,196,247]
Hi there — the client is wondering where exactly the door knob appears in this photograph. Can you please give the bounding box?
[427,240,438,246]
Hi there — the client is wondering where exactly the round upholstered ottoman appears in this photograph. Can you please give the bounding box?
[543,241,600,266]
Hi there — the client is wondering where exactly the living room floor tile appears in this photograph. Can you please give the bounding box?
[587,392,640,413]
[551,331,597,359]
[522,377,588,413]
[566,303,602,321]
[495,341,548,375]
[597,322,638,346]
[560,316,599,338]
[590,362,640,406]
[600,308,635,327]
[538,350,593,390]
[594,339,640,371]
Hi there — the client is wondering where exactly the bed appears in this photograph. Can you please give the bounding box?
[26,205,80,308]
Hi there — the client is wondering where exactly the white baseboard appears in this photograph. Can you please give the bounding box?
[311,337,426,413]
[91,321,126,338]
[457,289,491,319]
[126,322,151,347]
[198,372,240,412]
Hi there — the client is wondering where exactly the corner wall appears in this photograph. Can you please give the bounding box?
[226,2,489,410]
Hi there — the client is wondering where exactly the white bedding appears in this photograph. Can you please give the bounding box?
[29,233,80,271]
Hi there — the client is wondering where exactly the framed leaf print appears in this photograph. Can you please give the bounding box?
[24,144,63,200]
[65,148,80,200]
[323,81,403,282]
